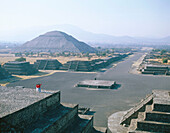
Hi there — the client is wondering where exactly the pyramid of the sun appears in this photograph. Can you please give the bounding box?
[16,31,97,53]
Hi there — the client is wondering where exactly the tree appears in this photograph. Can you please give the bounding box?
[152,49,160,52]
[25,52,29,57]
[160,49,167,55]
[15,57,26,62]
[30,52,34,57]
[162,58,168,63]
[102,52,106,56]
[97,46,101,49]
[85,52,89,57]
[15,52,22,57]
[50,52,54,57]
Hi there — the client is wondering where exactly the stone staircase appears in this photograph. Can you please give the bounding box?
[34,59,62,70]
[0,88,106,133]
[60,60,93,71]
[128,91,170,133]
[24,95,99,133]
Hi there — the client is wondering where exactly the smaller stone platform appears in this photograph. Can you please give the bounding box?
[141,65,170,75]
[34,59,62,70]
[76,80,116,89]
[3,61,38,75]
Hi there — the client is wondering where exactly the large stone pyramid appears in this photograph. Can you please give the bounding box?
[17,31,97,53]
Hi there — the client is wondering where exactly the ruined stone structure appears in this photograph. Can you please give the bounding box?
[108,90,170,133]
[34,59,62,70]
[60,60,93,71]
[60,54,130,72]
[3,61,38,75]
[0,65,11,80]
[141,65,170,75]
[76,80,116,89]
[0,86,106,133]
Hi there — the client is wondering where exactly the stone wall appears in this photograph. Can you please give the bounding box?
[2,92,60,129]
[45,105,78,133]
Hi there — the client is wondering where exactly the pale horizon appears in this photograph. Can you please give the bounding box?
[0,0,170,42]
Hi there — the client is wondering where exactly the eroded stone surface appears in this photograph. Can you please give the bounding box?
[0,86,58,118]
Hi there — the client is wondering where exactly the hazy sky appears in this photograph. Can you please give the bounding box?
[0,0,170,39]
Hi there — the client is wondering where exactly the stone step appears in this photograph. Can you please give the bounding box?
[24,103,78,133]
[128,111,146,132]
[145,105,153,112]
[62,114,93,133]
[145,111,170,123]
[93,126,107,133]
[137,120,170,132]
[138,112,145,120]
[153,103,170,113]
[128,119,138,131]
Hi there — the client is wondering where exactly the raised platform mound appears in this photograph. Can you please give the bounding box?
[60,60,93,71]
[60,53,131,72]
[34,59,62,70]
[0,86,107,133]
[0,65,11,80]
[141,65,170,75]
[76,80,117,89]
[3,61,38,75]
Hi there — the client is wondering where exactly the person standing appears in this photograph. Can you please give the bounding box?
[36,84,42,92]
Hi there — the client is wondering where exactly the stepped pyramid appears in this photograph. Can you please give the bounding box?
[0,65,11,79]
[0,86,106,132]
[60,54,130,72]
[108,90,170,133]
[17,31,97,53]
[3,61,38,75]
[60,60,93,71]
[141,65,170,75]
[34,59,62,70]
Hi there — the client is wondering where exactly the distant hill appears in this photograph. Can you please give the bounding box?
[16,31,97,53]
[49,25,170,46]
[1,24,170,46]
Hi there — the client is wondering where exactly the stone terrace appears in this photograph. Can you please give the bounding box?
[0,86,106,132]
[0,86,58,118]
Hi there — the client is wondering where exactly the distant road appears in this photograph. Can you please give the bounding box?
[8,52,170,127]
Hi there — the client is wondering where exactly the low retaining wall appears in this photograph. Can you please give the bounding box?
[1,92,60,129]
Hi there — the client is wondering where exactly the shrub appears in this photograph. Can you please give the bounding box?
[162,58,168,63]
[15,57,26,62]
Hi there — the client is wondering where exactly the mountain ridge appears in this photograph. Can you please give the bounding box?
[1,24,170,46]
